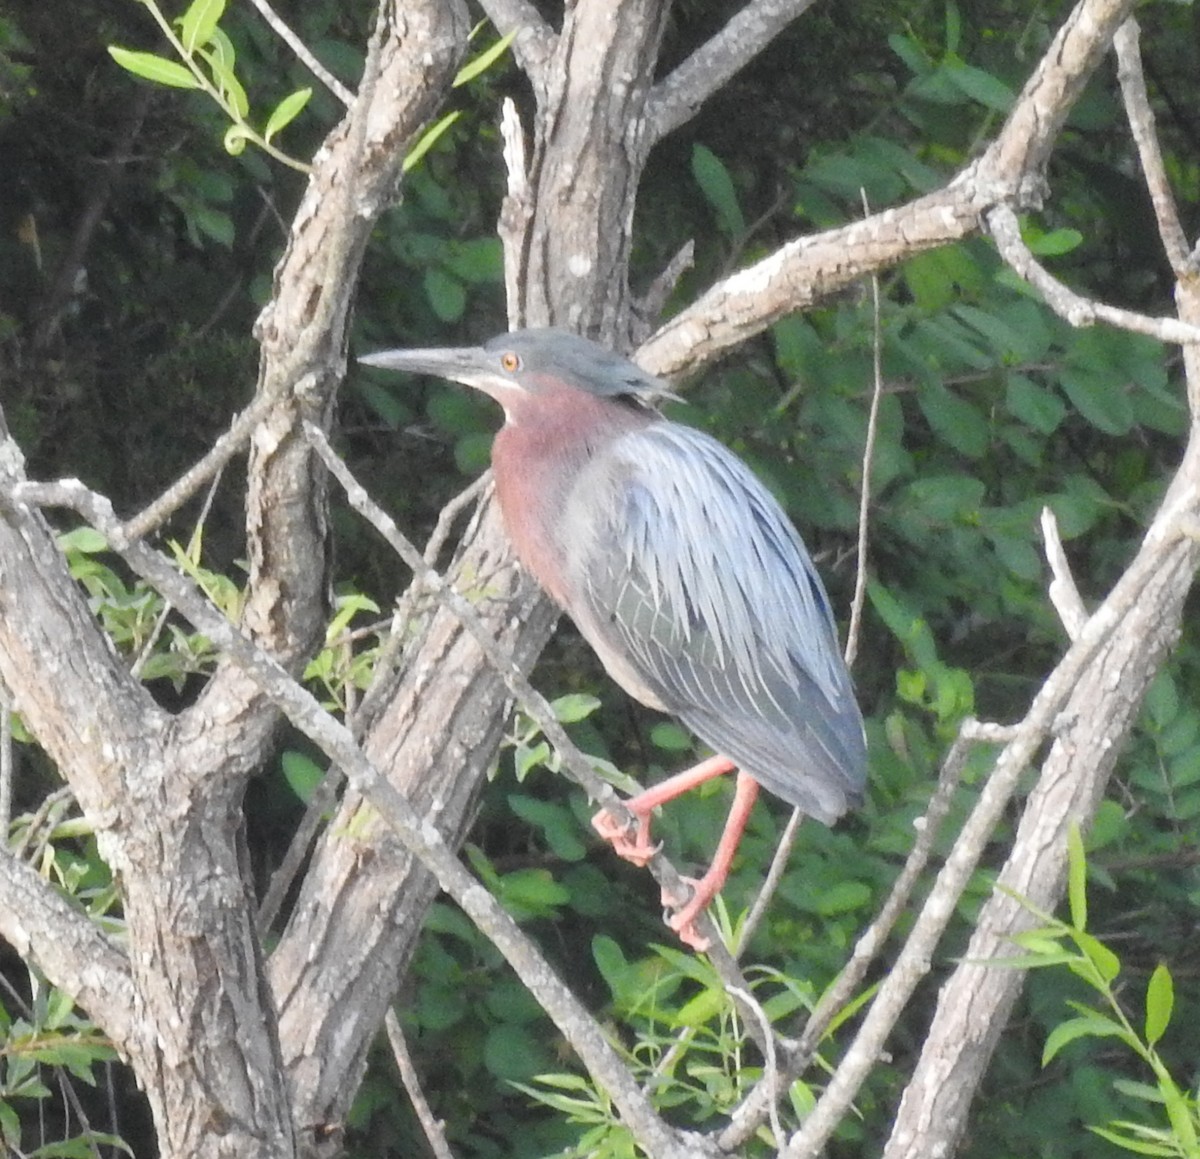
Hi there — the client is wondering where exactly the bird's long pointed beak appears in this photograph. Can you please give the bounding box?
[358,345,510,397]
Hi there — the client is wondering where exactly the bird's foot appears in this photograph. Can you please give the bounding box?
[591,808,660,867]
[660,868,728,954]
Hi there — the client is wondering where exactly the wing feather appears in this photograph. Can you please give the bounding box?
[561,421,866,823]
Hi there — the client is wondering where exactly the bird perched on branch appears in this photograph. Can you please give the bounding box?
[361,329,867,950]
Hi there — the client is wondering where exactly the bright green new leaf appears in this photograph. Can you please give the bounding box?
[1042,1013,1127,1066]
[281,750,324,803]
[551,692,601,723]
[691,143,745,236]
[1071,929,1122,986]
[1067,821,1087,931]
[673,983,729,1028]
[57,527,109,553]
[453,29,517,87]
[1088,1127,1178,1157]
[403,110,462,172]
[108,46,201,90]
[223,123,252,156]
[179,0,225,53]
[264,87,311,144]
[1144,962,1174,1046]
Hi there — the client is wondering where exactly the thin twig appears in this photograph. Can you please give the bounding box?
[499,97,531,329]
[424,472,491,566]
[0,678,12,839]
[735,806,803,954]
[7,476,712,1159]
[247,0,354,106]
[727,986,783,1146]
[845,203,885,670]
[1113,20,1193,271]
[738,197,884,962]
[385,1008,458,1159]
[131,469,224,679]
[256,766,344,937]
[121,392,275,544]
[1040,506,1087,641]
[720,716,980,1150]
[987,205,1200,346]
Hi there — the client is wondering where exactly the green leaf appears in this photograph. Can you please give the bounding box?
[423,267,466,322]
[1089,1125,1178,1156]
[691,143,745,236]
[1059,368,1133,436]
[943,60,1014,112]
[591,935,629,1000]
[57,527,108,554]
[108,47,201,90]
[1043,1013,1126,1065]
[650,721,693,752]
[178,0,225,53]
[1024,225,1084,256]
[917,381,990,458]
[223,123,253,156]
[281,750,324,803]
[507,794,587,861]
[497,867,570,919]
[263,87,311,144]
[1070,930,1121,985]
[1006,374,1066,435]
[403,110,461,172]
[1067,821,1087,931]
[1144,962,1173,1046]
[673,983,729,1028]
[453,28,517,87]
[551,692,601,724]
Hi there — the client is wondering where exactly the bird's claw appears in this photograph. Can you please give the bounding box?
[660,878,713,953]
[591,808,660,867]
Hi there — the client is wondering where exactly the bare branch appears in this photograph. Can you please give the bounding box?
[1113,20,1193,272]
[1041,506,1087,640]
[499,97,532,330]
[0,847,138,1054]
[475,0,557,90]
[722,716,976,1150]
[785,466,1200,1156]
[640,0,1144,382]
[987,205,1200,344]
[6,475,714,1159]
[385,1009,457,1159]
[647,0,814,143]
[845,221,884,670]
[247,0,354,106]
[121,389,274,548]
[0,679,11,834]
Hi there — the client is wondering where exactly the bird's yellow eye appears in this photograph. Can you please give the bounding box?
[500,351,522,373]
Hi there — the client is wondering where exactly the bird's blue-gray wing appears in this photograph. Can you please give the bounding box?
[560,421,866,824]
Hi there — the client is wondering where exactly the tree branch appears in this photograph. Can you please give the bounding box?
[638,0,1144,383]
[5,475,715,1159]
[0,847,138,1056]
[646,0,815,144]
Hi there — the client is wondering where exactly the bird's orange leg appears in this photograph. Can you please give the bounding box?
[663,772,760,951]
[591,755,736,866]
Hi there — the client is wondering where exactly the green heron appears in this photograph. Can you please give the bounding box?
[361,329,866,950]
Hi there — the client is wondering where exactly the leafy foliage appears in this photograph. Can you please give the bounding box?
[1002,827,1199,1159]
[3,1,1200,1156]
